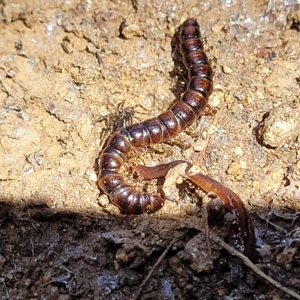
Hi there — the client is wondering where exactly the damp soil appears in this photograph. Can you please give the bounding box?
[1,0,300,299]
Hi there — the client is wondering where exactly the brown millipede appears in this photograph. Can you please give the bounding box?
[98,18,255,258]
[98,18,213,215]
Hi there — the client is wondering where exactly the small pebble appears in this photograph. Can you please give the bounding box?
[86,43,97,54]
[270,168,284,181]
[261,103,300,148]
[222,65,232,74]
[211,24,223,33]
[209,91,223,107]
[227,161,240,175]
[121,23,142,39]
[89,171,98,182]
[234,147,243,155]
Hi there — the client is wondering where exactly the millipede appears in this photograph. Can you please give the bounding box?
[98,18,212,214]
[98,18,255,258]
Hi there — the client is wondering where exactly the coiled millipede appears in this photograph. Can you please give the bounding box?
[98,18,255,259]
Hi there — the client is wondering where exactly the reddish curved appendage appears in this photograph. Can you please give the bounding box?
[186,172,255,259]
[98,18,213,214]
[135,160,187,179]
[136,162,256,259]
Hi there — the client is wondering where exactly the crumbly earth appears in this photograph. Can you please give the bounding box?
[0,0,300,299]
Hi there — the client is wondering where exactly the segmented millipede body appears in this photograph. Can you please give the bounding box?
[98,18,213,214]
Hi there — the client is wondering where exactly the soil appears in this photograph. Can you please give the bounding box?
[1,0,300,299]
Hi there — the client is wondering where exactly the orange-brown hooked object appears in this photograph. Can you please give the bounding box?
[135,161,256,259]
[98,18,213,214]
